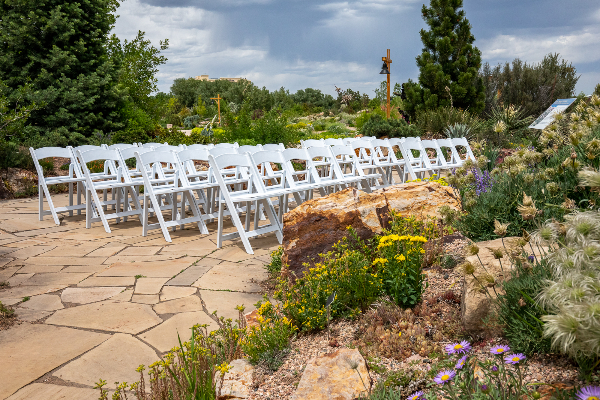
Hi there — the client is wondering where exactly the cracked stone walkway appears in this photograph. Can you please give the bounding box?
[0,193,279,399]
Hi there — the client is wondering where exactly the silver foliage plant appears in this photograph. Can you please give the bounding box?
[536,169,600,362]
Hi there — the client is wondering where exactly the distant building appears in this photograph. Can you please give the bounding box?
[195,75,245,83]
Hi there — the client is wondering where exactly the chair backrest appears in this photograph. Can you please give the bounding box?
[135,150,184,184]
[108,143,138,150]
[214,142,239,148]
[142,142,166,148]
[186,143,212,151]
[451,137,476,160]
[209,147,238,157]
[342,137,358,145]
[250,150,288,188]
[74,145,103,153]
[323,138,344,146]
[153,144,183,152]
[306,146,338,181]
[208,153,261,193]
[30,147,76,179]
[301,139,326,148]
[238,144,263,154]
[77,148,131,183]
[262,143,285,151]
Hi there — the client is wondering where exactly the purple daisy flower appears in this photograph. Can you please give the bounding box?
[455,355,467,369]
[445,340,471,354]
[490,345,510,355]
[504,353,526,365]
[434,370,456,385]
[576,385,600,400]
[407,391,424,400]
[481,384,490,393]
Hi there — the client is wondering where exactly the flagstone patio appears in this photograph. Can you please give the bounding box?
[0,193,279,399]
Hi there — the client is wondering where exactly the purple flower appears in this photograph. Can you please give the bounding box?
[491,365,498,372]
[455,355,467,369]
[407,391,424,400]
[576,385,600,400]
[472,168,494,196]
[481,384,490,393]
[490,345,510,355]
[445,340,471,354]
[528,255,535,262]
[434,370,456,385]
[504,353,526,365]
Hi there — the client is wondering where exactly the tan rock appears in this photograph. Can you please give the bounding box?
[53,333,157,389]
[77,276,135,287]
[46,301,162,334]
[461,237,547,334]
[283,182,460,274]
[61,286,126,304]
[215,359,254,399]
[0,323,108,399]
[0,284,68,306]
[132,294,160,304]
[154,295,203,314]
[8,273,34,286]
[14,309,53,322]
[199,290,262,322]
[291,348,370,400]
[19,272,90,286]
[6,383,99,400]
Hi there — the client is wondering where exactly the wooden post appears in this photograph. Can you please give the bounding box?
[382,49,392,119]
[210,94,222,125]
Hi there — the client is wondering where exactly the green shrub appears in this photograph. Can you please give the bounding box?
[241,298,296,371]
[361,114,420,138]
[415,106,481,136]
[495,258,553,355]
[0,141,34,171]
[265,247,284,276]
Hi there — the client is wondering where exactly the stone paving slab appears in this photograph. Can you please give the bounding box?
[0,192,281,397]
[164,258,220,286]
[77,276,135,287]
[199,290,264,322]
[6,383,99,400]
[61,287,126,304]
[192,261,267,292]
[53,333,157,389]
[160,286,197,301]
[46,301,162,334]
[0,323,109,399]
[153,295,203,315]
[134,277,170,295]
[139,311,218,353]
[98,257,196,278]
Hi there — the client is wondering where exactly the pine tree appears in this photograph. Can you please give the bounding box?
[404,0,485,117]
[0,0,123,146]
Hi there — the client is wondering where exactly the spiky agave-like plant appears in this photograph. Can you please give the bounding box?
[536,169,600,370]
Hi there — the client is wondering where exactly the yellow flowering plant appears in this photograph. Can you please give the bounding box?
[241,297,297,371]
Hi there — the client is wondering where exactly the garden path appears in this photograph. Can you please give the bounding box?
[0,193,279,399]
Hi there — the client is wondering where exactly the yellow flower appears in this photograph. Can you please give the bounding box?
[395,254,406,261]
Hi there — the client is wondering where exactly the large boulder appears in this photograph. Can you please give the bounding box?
[282,182,460,275]
[291,348,370,400]
[461,237,546,335]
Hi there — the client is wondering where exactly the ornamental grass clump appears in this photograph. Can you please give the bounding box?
[535,169,600,375]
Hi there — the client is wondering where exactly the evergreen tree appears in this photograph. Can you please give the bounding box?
[404,0,485,117]
[0,0,123,146]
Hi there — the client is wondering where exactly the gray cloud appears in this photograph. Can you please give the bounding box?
[113,0,600,97]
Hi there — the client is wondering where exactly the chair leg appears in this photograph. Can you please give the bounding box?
[38,184,44,221]
[142,196,149,237]
[68,182,73,217]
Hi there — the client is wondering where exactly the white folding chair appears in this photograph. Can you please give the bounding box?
[76,148,143,233]
[238,144,263,155]
[108,143,138,150]
[371,139,417,183]
[435,139,463,169]
[208,153,284,254]
[324,138,344,146]
[29,146,87,225]
[135,150,209,242]
[351,139,391,188]
[209,147,239,157]
[420,139,447,175]
[262,143,285,152]
[400,140,435,181]
[451,137,477,162]
[175,148,220,221]
[329,145,382,193]
[142,142,167,148]
[214,142,239,148]
[301,139,325,148]
[185,143,214,151]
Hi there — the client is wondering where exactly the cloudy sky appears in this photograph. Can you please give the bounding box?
[113,0,600,98]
